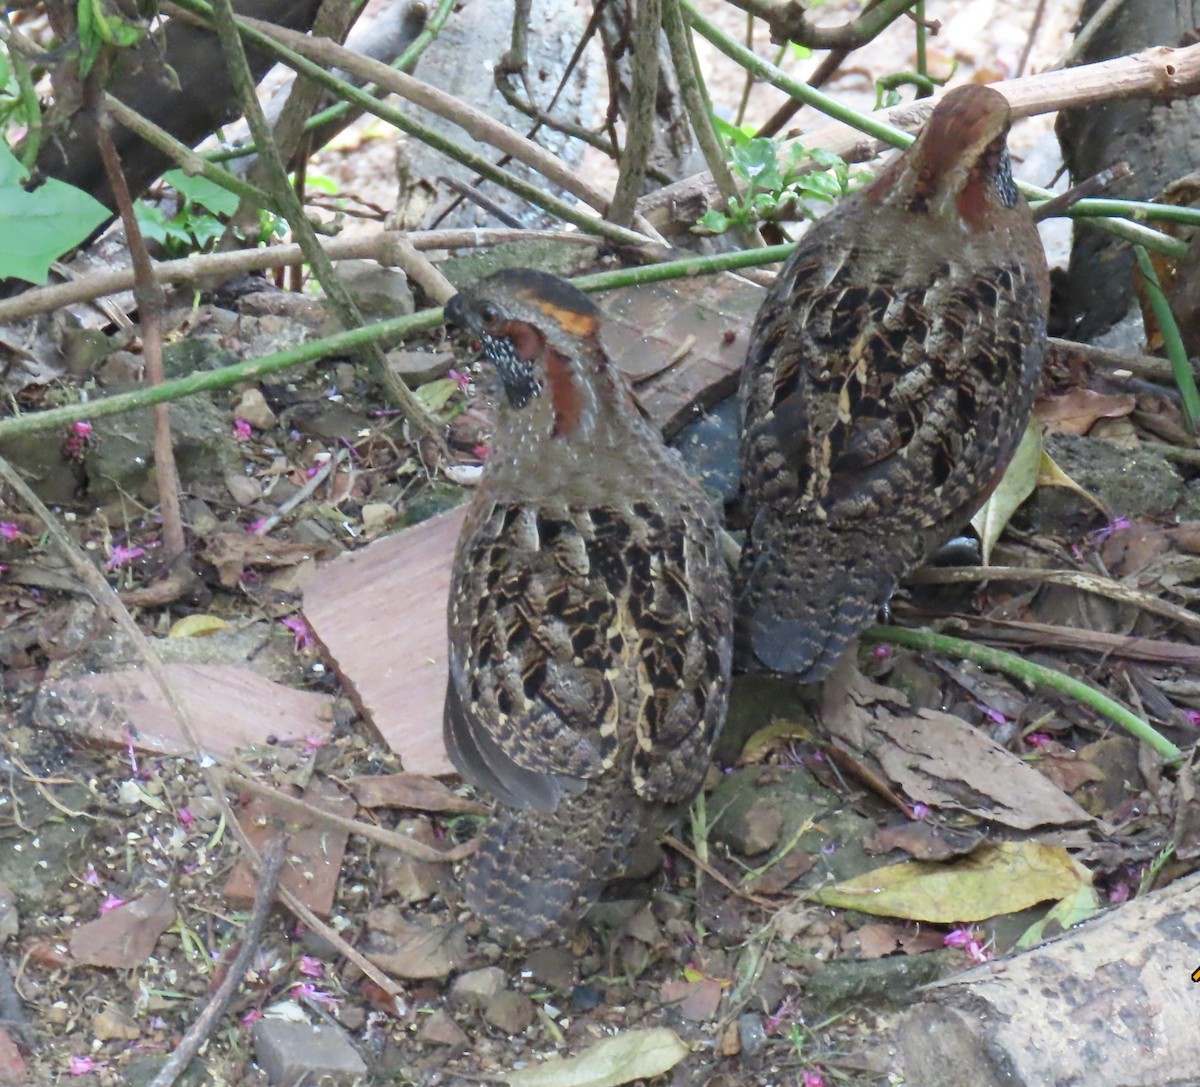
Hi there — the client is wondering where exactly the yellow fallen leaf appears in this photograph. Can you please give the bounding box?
[811,841,1082,923]
[1015,872,1100,950]
[970,422,1042,565]
[737,718,814,765]
[1037,449,1108,513]
[168,614,230,639]
[505,1028,689,1087]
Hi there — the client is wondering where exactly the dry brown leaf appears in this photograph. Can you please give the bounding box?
[362,906,467,979]
[348,772,486,813]
[1034,389,1136,436]
[871,709,1093,829]
[659,978,724,1022]
[69,889,176,968]
[201,531,332,588]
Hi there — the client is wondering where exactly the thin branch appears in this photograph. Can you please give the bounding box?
[205,0,457,166]
[146,835,286,1087]
[239,14,665,243]
[105,94,278,213]
[92,70,188,566]
[224,773,477,861]
[608,0,661,226]
[723,0,919,47]
[904,564,1200,635]
[164,0,662,249]
[0,228,603,324]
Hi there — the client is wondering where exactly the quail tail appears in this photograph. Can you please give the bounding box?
[465,789,646,945]
[736,527,921,681]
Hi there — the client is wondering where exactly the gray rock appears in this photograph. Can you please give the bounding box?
[252,1019,367,1087]
[448,966,506,1009]
[1175,478,1200,521]
[87,393,239,505]
[738,1013,768,1057]
[522,946,578,992]
[336,260,414,324]
[483,990,536,1035]
[1038,434,1184,528]
[712,794,783,857]
[419,1009,469,1047]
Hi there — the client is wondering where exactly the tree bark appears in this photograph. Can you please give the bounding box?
[1056,0,1200,338]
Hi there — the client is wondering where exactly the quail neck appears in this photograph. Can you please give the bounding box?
[447,272,671,505]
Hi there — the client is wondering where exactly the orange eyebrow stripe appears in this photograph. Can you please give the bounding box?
[531,300,600,338]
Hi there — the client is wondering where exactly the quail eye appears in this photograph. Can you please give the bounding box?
[478,301,502,328]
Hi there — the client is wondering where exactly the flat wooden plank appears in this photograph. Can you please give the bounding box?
[224,778,355,917]
[33,663,335,758]
[303,506,466,776]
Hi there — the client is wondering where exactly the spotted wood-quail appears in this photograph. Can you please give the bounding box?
[737,83,1050,679]
[443,269,734,943]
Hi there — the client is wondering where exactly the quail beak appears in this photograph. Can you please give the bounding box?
[443,292,481,337]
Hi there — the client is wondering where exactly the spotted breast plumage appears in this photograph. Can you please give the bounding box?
[443,268,733,943]
[736,83,1051,679]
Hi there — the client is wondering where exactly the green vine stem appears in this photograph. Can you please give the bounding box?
[1133,244,1200,433]
[863,625,1184,763]
[104,95,279,213]
[0,243,798,442]
[2,14,41,168]
[0,309,443,442]
[679,0,1188,261]
[662,0,763,249]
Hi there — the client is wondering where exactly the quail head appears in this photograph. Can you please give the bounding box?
[737,83,1050,679]
[443,268,733,944]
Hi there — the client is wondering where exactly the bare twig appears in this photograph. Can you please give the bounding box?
[0,228,604,324]
[905,564,1200,635]
[1017,0,1048,77]
[661,834,775,907]
[146,836,286,1087]
[609,0,661,226]
[92,71,188,566]
[223,772,478,862]
[758,0,898,139]
[723,0,919,47]
[1033,163,1132,222]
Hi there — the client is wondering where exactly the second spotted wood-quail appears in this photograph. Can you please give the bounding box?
[737,83,1050,679]
[443,269,733,944]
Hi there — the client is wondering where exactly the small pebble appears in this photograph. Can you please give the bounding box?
[738,1013,767,1057]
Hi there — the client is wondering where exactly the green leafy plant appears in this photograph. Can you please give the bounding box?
[696,120,867,235]
[136,169,281,256]
[76,0,151,76]
[0,141,108,283]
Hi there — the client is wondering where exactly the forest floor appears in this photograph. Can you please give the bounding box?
[8,2,1200,1086]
